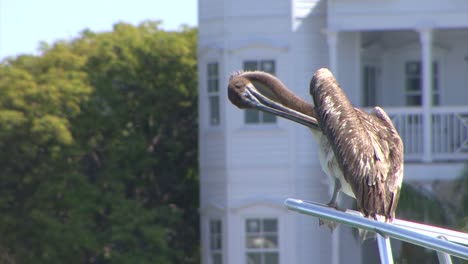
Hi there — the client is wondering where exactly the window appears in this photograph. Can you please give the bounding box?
[243,60,277,124]
[245,218,279,264]
[210,219,222,264]
[362,65,377,107]
[405,61,439,106]
[208,63,220,125]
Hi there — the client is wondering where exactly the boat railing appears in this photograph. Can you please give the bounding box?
[284,198,468,264]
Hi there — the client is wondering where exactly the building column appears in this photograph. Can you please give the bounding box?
[322,28,340,264]
[324,30,339,76]
[418,28,433,162]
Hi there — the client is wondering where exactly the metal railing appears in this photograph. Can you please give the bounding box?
[284,198,468,263]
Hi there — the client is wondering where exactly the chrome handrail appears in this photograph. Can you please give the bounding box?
[284,198,468,261]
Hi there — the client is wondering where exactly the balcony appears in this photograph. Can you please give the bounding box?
[384,106,468,162]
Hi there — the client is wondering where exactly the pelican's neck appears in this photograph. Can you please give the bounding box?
[239,71,315,117]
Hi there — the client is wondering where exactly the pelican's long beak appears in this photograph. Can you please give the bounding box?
[244,83,319,130]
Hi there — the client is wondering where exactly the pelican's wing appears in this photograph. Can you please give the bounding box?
[370,106,404,219]
[370,106,404,191]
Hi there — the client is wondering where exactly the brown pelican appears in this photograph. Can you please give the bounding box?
[227,69,404,228]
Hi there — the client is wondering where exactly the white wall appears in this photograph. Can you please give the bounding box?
[328,0,468,31]
[336,31,361,105]
[436,30,468,105]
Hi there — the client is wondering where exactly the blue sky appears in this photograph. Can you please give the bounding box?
[0,0,197,59]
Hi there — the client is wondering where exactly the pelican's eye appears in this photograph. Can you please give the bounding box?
[234,81,245,91]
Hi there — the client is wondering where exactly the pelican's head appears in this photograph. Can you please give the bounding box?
[227,71,319,129]
[227,74,259,109]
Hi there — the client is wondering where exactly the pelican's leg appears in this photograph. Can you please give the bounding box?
[319,179,343,231]
[327,178,343,211]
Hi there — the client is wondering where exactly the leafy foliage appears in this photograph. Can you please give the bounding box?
[395,178,466,264]
[0,21,198,263]
[456,163,468,232]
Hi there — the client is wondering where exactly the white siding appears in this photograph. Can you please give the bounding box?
[295,128,320,165]
[200,132,225,166]
[200,167,227,201]
[293,0,325,22]
[198,0,224,21]
[230,130,290,168]
[226,0,291,17]
[328,0,468,30]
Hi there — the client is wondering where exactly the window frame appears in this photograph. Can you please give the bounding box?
[245,217,279,264]
[209,218,223,264]
[242,60,277,125]
[362,64,378,107]
[404,60,440,106]
[207,62,220,126]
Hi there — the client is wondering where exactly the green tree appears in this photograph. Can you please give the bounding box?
[0,21,198,263]
[0,44,95,262]
[395,183,456,264]
[74,21,199,263]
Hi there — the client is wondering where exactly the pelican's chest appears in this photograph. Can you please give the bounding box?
[311,130,355,198]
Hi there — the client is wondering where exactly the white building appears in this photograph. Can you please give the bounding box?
[197,0,468,263]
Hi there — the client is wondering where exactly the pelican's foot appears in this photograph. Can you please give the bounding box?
[319,218,338,232]
[326,202,346,212]
[358,229,377,241]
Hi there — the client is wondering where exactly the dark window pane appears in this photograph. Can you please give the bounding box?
[246,235,278,249]
[247,253,261,264]
[245,109,260,124]
[244,61,258,71]
[404,60,439,107]
[264,253,279,264]
[432,77,438,91]
[406,95,421,106]
[209,96,220,125]
[208,63,219,76]
[212,235,221,249]
[406,62,420,74]
[262,112,276,123]
[210,220,222,252]
[242,60,277,124]
[212,253,222,264]
[260,60,275,74]
[405,78,421,92]
[262,219,277,232]
[208,64,213,75]
[362,66,377,107]
[432,61,438,74]
[433,94,439,105]
[263,235,278,248]
[246,234,263,248]
[210,221,216,233]
[210,235,219,249]
[210,220,221,233]
[207,63,220,126]
[246,219,260,233]
[208,79,219,92]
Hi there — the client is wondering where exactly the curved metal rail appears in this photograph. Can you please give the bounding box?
[284,198,468,262]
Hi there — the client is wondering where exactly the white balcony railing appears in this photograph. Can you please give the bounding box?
[383,106,468,162]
